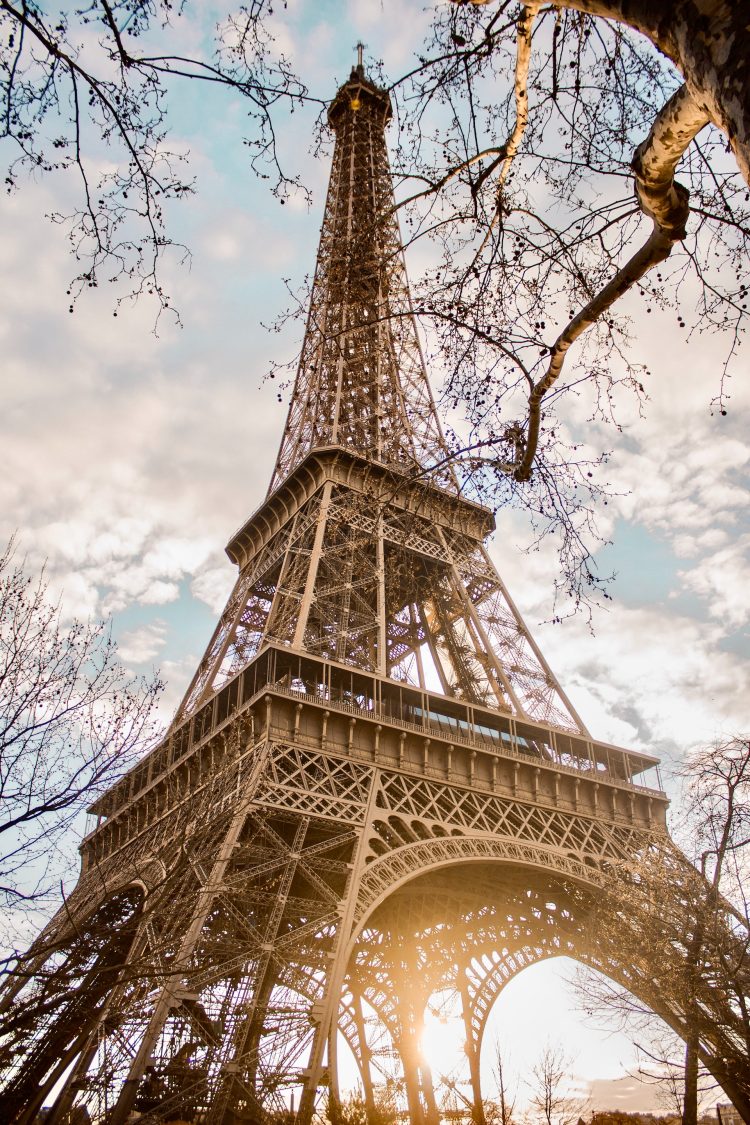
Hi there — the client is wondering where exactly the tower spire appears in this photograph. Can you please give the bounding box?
[270,65,453,494]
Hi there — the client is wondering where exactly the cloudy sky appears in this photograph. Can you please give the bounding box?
[2,0,747,1111]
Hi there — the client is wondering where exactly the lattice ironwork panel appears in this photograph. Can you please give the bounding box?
[271,73,452,492]
[176,492,325,720]
[263,742,374,822]
[374,769,644,862]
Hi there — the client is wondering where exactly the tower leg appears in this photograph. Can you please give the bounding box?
[420,1058,440,1125]
[352,991,377,1120]
[460,972,486,1125]
[329,1022,340,1103]
[0,888,143,1124]
[109,795,259,1125]
[297,775,381,1125]
[393,972,435,1125]
[399,1029,426,1125]
[16,1029,97,1125]
[43,1033,106,1125]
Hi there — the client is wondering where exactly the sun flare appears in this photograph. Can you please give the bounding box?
[420,1011,467,1078]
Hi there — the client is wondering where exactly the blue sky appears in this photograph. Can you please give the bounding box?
[2,0,748,1110]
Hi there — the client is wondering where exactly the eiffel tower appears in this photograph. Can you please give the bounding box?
[2,55,750,1125]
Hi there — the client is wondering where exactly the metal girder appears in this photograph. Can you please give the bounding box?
[270,71,451,495]
[174,474,585,733]
[170,59,584,735]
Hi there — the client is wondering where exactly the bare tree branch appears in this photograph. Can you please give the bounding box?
[0,538,162,927]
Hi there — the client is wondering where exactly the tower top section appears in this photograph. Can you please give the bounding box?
[327,61,392,132]
[269,56,455,494]
[178,59,590,736]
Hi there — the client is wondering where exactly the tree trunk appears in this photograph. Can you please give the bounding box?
[555,0,750,184]
[683,1032,699,1125]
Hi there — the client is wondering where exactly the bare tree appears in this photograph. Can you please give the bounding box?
[633,1032,716,1123]
[0,0,310,318]
[484,1037,516,1125]
[527,1040,584,1125]
[382,0,749,610]
[673,737,750,1125]
[327,1089,398,1125]
[0,538,162,933]
[676,737,750,932]
[574,737,750,1122]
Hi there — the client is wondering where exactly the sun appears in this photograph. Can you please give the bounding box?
[420,1009,467,1079]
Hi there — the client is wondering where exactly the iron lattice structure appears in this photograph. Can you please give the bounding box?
[2,63,750,1125]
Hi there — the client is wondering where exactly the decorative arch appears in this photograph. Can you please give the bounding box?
[351,831,604,939]
[341,834,750,1121]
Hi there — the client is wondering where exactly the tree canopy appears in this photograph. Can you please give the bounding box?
[382,0,749,609]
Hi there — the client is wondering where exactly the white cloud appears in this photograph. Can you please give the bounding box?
[191,561,236,615]
[158,655,204,722]
[486,520,750,772]
[588,1076,666,1113]
[118,620,169,664]
[199,210,296,266]
[0,173,283,628]
[678,534,750,628]
[672,527,730,557]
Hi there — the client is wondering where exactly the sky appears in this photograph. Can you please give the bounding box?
[2,0,748,1113]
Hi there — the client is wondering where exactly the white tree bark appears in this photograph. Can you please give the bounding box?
[470,0,750,184]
